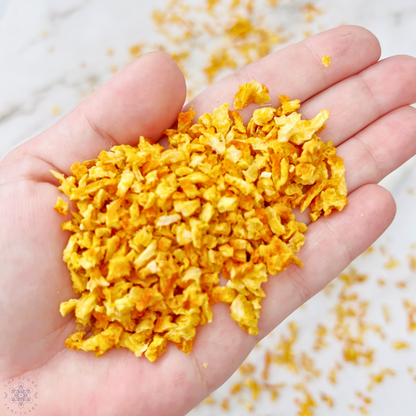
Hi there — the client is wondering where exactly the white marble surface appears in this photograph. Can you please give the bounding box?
[1,1,416,415]
[0,0,10,21]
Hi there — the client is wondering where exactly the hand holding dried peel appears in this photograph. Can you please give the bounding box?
[53,80,347,362]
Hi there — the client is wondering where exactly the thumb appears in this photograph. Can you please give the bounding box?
[1,52,186,182]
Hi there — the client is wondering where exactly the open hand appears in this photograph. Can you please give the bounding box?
[1,26,416,416]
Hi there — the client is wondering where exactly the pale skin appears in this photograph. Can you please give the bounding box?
[1,26,416,416]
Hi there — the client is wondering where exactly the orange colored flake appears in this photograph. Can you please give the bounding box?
[51,105,61,115]
[343,342,374,366]
[129,43,144,59]
[404,299,416,332]
[244,377,261,401]
[264,382,284,400]
[239,362,256,375]
[242,400,254,412]
[203,395,215,405]
[356,391,372,405]
[313,324,328,350]
[363,246,374,255]
[54,197,69,216]
[262,350,272,380]
[226,16,254,39]
[409,254,416,271]
[367,368,395,391]
[231,383,242,395]
[234,80,270,110]
[204,48,238,84]
[320,393,334,407]
[301,352,320,376]
[382,304,390,323]
[384,257,399,269]
[221,398,229,410]
[338,268,367,287]
[329,367,337,384]
[321,55,331,67]
[273,322,299,373]
[295,385,317,416]
[392,341,410,350]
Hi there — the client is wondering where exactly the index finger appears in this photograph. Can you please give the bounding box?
[187,25,381,120]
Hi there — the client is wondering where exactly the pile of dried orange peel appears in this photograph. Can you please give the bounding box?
[52,81,347,362]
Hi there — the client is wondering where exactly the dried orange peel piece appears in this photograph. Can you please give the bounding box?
[234,80,270,110]
[321,55,331,67]
[53,81,347,361]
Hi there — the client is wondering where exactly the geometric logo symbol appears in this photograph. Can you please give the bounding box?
[9,382,33,409]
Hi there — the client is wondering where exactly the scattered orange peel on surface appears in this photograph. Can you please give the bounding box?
[53,81,347,362]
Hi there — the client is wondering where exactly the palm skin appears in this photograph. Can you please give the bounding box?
[1,26,416,416]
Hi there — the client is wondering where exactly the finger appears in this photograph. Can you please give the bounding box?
[300,55,416,146]
[186,25,381,120]
[2,52,186,179]
[257,184,396,337]
[339,105,416,193]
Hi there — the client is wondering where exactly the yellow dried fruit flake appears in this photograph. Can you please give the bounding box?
[408,254,416,271]
[242,399,254,412]
[321,55,331,67]
[295,384,317,416]
[221,398,229,410]
[404,299,416,332]
[320,393,334,408]
[234,80,270,110]
[53,197,69,216]
[313,324,328,350]
[384,257,399,269]
[239,362,256,375]
[356,391,372,405]
[55,82,346,361]
[203,395,215,405]
[367,368,395,391]
[392,341,410,350]
[328,367,337,384]
[382,304,391,323]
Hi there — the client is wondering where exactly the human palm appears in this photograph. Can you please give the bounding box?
[1,26,416,416]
